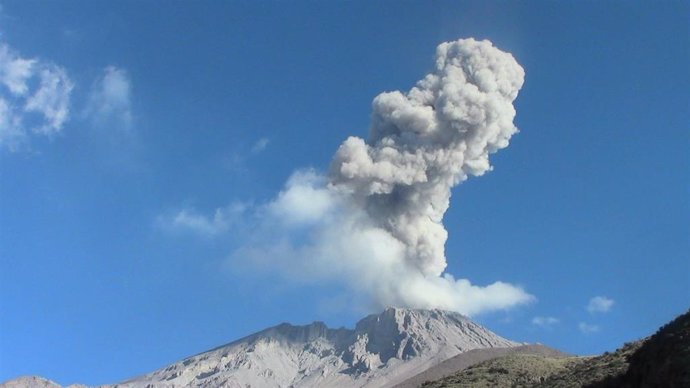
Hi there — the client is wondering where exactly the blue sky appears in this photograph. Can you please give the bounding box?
[0,1,688,385]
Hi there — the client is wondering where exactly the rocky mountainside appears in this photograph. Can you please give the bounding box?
[0,376,61,388]
[417,309,690,388]
[612,307,690,387]
[0,376,86,388]
[114,307,519,388]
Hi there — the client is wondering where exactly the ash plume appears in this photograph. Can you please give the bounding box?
[229,38,533,315]
[330,38,524,279]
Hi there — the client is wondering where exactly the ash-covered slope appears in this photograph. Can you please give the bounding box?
[117,308,520,388]
[0,376,62,388]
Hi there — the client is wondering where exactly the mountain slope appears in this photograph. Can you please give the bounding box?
[394,344,570,388]
[415,309,690,388]
[0,376,62,388]
[414,344,636,388]
[614,308,690,387]
[116,308,520,388]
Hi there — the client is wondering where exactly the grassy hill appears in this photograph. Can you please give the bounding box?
[416,309,689,388]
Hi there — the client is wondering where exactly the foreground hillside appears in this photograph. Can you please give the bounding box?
[416,309,689,388]
[394,344,570,388]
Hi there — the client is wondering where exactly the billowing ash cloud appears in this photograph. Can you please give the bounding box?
[329,38,525,278]
[221,38,532,315]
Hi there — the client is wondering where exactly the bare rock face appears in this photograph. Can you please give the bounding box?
[0,376,62,388]
[116,308,519,388]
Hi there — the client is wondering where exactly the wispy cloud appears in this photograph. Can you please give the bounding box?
[587,296,614,313]
[251,137,270,153]
[0,46,33,95]
[532,316,559,328]
[578,322,600,334]
[224,137,271,172]
[84,66,133,130]
[0,42,73,151]
[157,203,247,238]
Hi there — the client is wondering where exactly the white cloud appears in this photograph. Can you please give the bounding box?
[578,322,600,334]
[587,296,615,313]
[84,66,133,130]
[0,42,73,151]
[158,203,246,238]
[532,316,559,327]
[25,66,73,134]
[227,169,534,317]
[0,46,34,95]
[267,170,336,225]
[251,137,270,153]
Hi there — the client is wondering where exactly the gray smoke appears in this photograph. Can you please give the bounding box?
[329,38,524,279]
[227,38,533,315]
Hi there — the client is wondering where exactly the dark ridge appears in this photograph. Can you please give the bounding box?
[587,309,690,388]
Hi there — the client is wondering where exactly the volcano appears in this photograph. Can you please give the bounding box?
[116,307,520,387]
